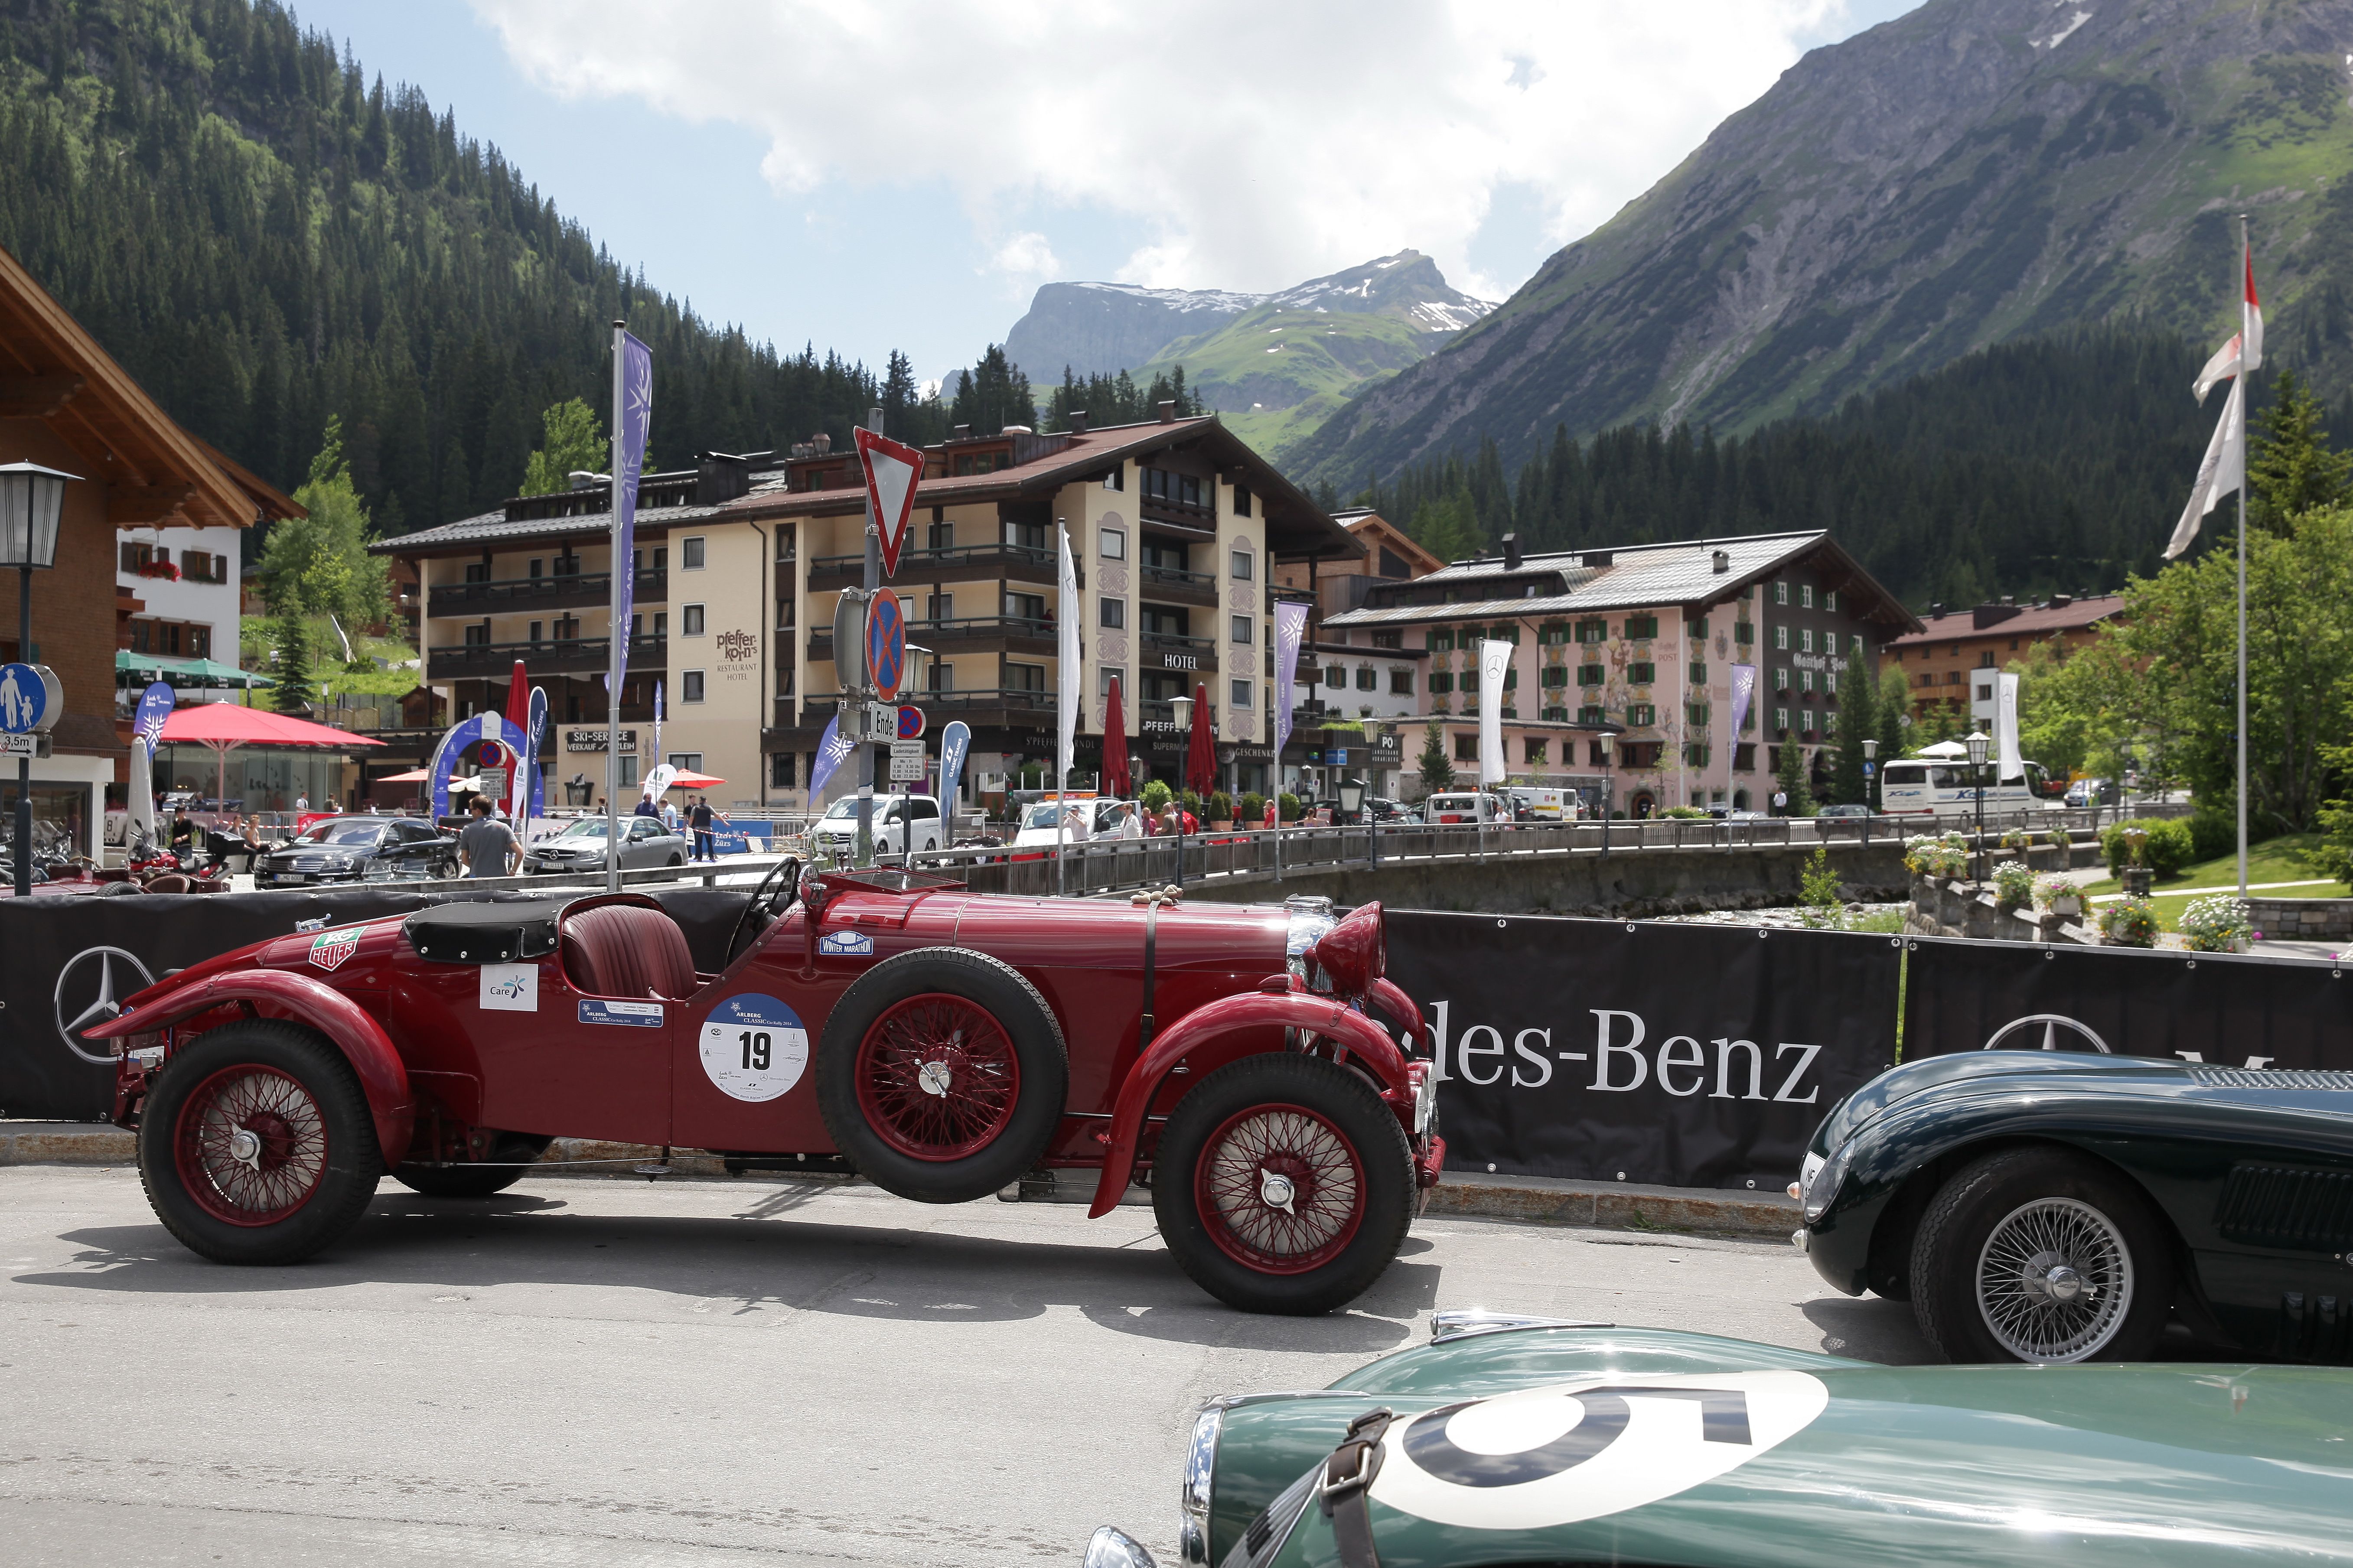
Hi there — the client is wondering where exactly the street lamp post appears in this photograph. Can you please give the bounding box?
[1171,694,1192,889]
[1965,729,1991,886]
[1597,731,1615,860]
[1360,719,1386,867]
[1861,738,1879,846]
[1338,774,1366,866]
[0,462,74,898]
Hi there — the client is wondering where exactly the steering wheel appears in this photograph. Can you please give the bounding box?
[723,854,803,964]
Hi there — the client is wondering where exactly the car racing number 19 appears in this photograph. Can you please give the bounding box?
[697,992,811,1103]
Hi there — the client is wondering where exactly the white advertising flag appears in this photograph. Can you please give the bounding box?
[1056,520,1080,793]
[1477,640,1510,784]
[1995,671,2023,783]
[2165,375,2244,560]
[1726,664,1757,765]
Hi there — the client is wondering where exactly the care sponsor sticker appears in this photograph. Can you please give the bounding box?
[579,998,664,1028]
[479,963,539,1012]
[698,992,810,1102]
[818,929,874,957]
[307,925,362,972]
[1369,1370,1829,1531]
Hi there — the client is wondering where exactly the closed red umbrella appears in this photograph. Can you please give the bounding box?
[1102,675,1131,797]
[1187,680,1215,797]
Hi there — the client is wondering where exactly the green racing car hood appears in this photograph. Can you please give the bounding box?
[1198,1325,2353,1567]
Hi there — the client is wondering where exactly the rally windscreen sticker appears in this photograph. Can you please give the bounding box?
[579,998,663,1028]
[1369,1370,1829,1530]
[698,992,811,1102]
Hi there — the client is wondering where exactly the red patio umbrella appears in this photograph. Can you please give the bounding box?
[1102,674,1131,797]
[660,769,728,790]
[157,703,385,813]
[1187,680,1215,800]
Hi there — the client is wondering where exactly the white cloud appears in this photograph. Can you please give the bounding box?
[987,230,1061,290]
[471,0,1853,299]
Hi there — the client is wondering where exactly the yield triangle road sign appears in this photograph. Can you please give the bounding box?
[856,428,927,577]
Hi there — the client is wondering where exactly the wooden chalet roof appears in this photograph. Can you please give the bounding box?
[0,241,296,529]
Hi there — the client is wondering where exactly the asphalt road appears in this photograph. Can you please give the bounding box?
[0,1166,1931,1566]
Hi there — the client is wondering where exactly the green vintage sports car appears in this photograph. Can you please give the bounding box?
[1795,1051,2353,1364]
[1082,1315,2353,1568]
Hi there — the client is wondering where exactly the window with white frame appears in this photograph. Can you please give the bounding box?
[1230,678,1252,708]
[681,537,706,570]
[1799,584,1814,608]
[1231,614,1253,644]
[683,670,706,702]
[1230,548,1253,580]
[1100,526,1125,560]
[683,603,705,636]
[1773,625,1789,651]
[1773,581,1789,605]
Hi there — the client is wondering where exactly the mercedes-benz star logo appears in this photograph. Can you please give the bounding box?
[55,946,156,1066]
[1982,1013,2112,1054]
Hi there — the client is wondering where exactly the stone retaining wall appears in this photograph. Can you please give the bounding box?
[1906,875,2097,945]
[1184,838,1910,918]
[2248,896,2353,941]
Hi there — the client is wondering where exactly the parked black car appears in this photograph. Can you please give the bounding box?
[1798,1051,2353,1365]
[256,815,456,886]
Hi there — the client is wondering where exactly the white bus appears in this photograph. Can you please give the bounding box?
[1879,758,2066,816]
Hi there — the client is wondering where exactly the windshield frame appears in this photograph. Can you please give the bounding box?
[294,819,391,846]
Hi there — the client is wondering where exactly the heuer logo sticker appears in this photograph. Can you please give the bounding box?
[698,992,810,1103]
[479,963,538,1012]
[818,929,874,957]
[579,998,663,1028]
[1370,1370,1828,1531]
[307,926,362,972]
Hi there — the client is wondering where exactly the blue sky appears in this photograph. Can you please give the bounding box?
[292,1,1924,387]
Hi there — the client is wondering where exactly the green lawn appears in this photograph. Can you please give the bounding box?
[2083,833,2344,929]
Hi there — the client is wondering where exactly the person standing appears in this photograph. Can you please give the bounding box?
[689,795,716,862]
[458,796,519,878]
[1114,801,1143,840]
[661,795,681,835]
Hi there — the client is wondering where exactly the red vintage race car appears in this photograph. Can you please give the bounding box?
[86,865,1444,1314]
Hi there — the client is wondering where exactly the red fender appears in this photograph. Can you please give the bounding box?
[1367,978,1424,1052]
[86,969,415,1167]
[1089,990,1411,1217]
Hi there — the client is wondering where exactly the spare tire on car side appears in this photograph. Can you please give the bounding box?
[815,946,1069,1204]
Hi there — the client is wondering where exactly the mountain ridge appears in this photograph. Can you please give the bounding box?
[1292,0,2353,485]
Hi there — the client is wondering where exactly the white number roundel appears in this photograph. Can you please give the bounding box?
[1369,1370,1829,1531]
[697,992,810,1103]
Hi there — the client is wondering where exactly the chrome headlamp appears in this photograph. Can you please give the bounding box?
[1802,1138,1855,1224]
[1083,1525,1158,1568]
[1178,1403,1221,1564]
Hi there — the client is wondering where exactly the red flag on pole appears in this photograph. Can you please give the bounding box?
[1102,675,1131,797]
[1187,680,1215,797]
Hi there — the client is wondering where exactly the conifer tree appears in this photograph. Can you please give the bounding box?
[520,400,607,495]
[1418,721,1457,794]
[2248,367,2352,534]
[1830,658,1877,805]
[270,608,314,716]
[1773,737,1814,817]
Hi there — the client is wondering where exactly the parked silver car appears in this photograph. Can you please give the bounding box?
[522,814,688,873]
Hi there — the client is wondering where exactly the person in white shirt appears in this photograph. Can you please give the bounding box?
[1111,801,1144,841]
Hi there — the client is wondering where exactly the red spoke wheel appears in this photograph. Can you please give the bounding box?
[816,947,1068,1204]
[137,1020,383,1265]
[1154,1052,1414,1315]
[855,994,1022,1161]
[1195,1103,1364,1273]
[174,1065,329,1225]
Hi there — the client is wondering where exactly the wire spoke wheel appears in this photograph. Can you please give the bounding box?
[1196,1103,1365,1275]
[854,993,1020,1161]
[173,1064,330,1227]
[1974,1195,2133,1362]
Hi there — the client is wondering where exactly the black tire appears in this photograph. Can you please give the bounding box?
[1910,1145,2174,1364]
[136,1020,383,1264]
[393,1134,554,1197]
[667,853,684,867]
[1153,1053,1414,1315]
[815,946,1068,1203]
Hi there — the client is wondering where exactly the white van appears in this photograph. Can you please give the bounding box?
[1423,791,1508,825]
[809,794,944,857]
[1500,786,1575,822]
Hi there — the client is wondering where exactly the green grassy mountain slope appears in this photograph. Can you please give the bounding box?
[0,0,904,533]
[1294,0,2353,485]
[1134,304,1435,460]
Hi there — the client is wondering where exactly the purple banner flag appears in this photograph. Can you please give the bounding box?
[1272,599,1310,757]
[1727,664,1757,761]
[613,329,653,672]
[808,714,855,797]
